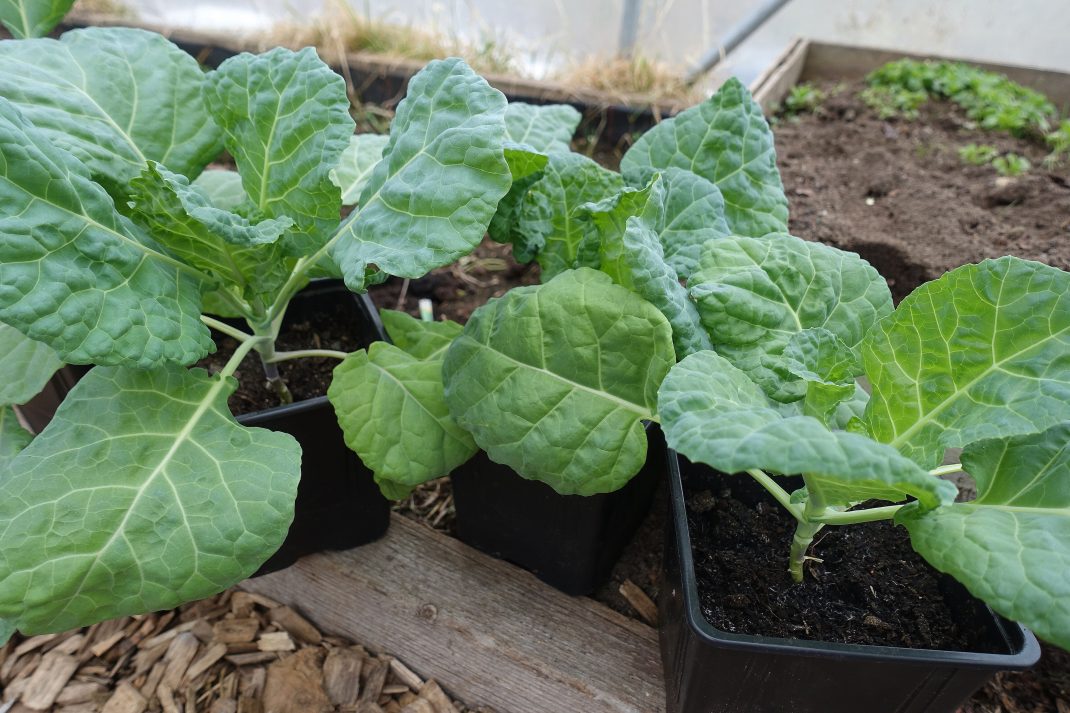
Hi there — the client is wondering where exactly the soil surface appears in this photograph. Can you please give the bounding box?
[198,294,369,416]
[682,466,1002,651]
[775,81,1070,302]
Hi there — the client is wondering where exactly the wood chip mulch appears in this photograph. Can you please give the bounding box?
[0,589,490,713]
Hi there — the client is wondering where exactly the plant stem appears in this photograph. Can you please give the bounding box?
[788,488,827,583]
[810,503,903,525]
[930,463,964,477]
[200,316,254,344]
[788,520,824,583]
[266,349,349,362]
[249,322,293,405]
[746,469,804,522]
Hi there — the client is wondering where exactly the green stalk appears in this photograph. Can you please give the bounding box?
[811,504,903,525]
[788,486,827,583]
[250,321,292,405]
[218,335,268,380]
[267,349,349,362]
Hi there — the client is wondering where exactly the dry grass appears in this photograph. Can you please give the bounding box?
[556,54,698,105]
[72,0,136,19]
[259,1,515,77]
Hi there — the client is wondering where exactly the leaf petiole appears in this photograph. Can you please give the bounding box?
[200,315,255,344]
[810,503,903,525]
[930,463,964,477]
[747,469,805,522]
[266,349,349,362]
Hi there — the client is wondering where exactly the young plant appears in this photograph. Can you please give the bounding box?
[957,143,999,165]
[0,27,514,637]
[782,83,826,116]
[657,239,1070,651]
[865,59,1055,135]
[992,152,1031,176]
[330,79,789,499]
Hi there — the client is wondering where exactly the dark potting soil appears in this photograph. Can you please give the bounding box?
[197,298,366,416]
[682,466,1003,652]
[775,81,1070,302]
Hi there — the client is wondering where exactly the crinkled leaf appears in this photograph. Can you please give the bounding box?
[128,162,294,303]
[331,133,389,206]
[0,365,301,635]
[0,323,63,406]
[487,142,549,255]
[329,343,476,498]
[0,27,222,186]
[656,167,732,280]
[0,99,211,367]
[899,423,1070,650]
[620,77,787,237]
[581,176,665,287]
[442,269,674,495]
[0,406,32,472]
[690,233,892,402]
[616,217,713,360]
[503,102,580,152]
[517,151,624,281]
[658,350,956,508]
[864,257,1070,468]
[0,0,74,38]
[330,58,511,291]
[379,309,462,360]
[192,169,249,212]
[205,47,354,254]
[781,328,861,426]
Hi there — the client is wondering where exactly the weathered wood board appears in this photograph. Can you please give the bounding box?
[241,514,665,713]
[752,38,1070,113]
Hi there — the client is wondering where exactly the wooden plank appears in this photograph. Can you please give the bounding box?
[752,38,1070,111]
[241,514,664,713]
[750,38,810,114]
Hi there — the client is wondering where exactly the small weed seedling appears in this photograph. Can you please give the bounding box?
[992,152,1031,176]
[957,143,999,165]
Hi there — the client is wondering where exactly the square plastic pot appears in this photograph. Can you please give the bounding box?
[450,424,665,595]
[660,451,1041,713]
[236,280,391,575]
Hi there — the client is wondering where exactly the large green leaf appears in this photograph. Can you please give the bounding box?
[379,309,462,360]
[517,151,624,281]
[503,102,580,152]
[205,47,354,254]
[329,343,476,498]
[899,423,1070,650]
[330,59,511,291]
[331,133,389,206]
[658,350,956,508]
[0,323,62,406]
[0,406,31,472]
[657,167,731,280]
[0,0,74,38]
[0,365,301,635]
[620,78,787,237]
[442,269,674,495]
[864,257,1070,468]
[690,233,892,402]
[0,99,212,367]
[0,27,222,186]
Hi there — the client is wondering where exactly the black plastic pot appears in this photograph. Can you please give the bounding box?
[660,452,1041,713]
[234,280,391,575]
[450,424,664,595]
